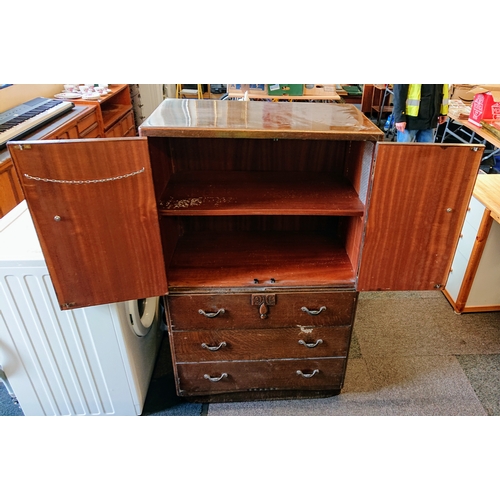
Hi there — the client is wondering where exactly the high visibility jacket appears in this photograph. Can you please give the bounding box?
[406,84,449,117]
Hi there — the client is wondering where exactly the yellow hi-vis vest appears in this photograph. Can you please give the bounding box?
[406,84,449,117]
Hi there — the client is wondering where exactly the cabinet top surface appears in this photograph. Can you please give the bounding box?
[474,175,500,219]
[139,99,384,140]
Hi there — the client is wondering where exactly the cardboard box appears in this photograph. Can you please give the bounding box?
[468,85,500,127]
[450,84,475,102]
[267,84,303,96]
[227,84,266,95]
[303,84,337,96]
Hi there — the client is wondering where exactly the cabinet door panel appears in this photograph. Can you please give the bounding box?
[358,143,482,291]
[8,138,168,309]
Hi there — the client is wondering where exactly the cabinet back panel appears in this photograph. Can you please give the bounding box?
[167,138,349,173]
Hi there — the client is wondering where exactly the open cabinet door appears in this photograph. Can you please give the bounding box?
[358,143,483,291]
[9,138,168,309]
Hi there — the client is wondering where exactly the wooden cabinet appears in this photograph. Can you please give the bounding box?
[443,176,500,313]
[8,99,483,402]
[67,84,136,138]
[0,105,101,218]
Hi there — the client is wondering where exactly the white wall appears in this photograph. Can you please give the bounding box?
[0,84,63,113]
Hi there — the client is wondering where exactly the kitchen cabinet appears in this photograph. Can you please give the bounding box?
[8,99,483,402]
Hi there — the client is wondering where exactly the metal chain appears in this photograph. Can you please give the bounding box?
[23,167,145,184]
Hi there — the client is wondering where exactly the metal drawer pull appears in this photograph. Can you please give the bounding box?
[204,373,228,382]
[198,308,225,318]
[298,339,323,348]
[201,341,227,351]
[296,369,319,378]
[301,306,326,315]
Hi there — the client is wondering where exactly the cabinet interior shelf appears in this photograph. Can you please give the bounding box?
[167,230,356,290]
[101,104,130,131]
[158,171,365,216]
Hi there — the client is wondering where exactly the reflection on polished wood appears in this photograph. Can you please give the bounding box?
[140,99,383,141]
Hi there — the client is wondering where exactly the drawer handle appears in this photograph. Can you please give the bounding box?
[296,369,319,378]
[198,308,225,318]
[301,306,326,315]
[298,339,323,348]
[201,341,227,351]
[204,373,228,382]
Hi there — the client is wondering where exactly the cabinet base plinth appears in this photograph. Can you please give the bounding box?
[182,388,342,404]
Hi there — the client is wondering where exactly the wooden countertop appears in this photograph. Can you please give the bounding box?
[140,99,383,141]
[448,100,500,150]
[474,175,500,224]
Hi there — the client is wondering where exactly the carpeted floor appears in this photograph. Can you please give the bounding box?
[2,291,499,417]
[206,291,500,416]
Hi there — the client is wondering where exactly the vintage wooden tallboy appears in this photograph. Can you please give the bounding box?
[8,100,483,402]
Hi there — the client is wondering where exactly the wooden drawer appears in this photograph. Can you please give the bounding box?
[80,123,100,138]
[167,291,357,331]
[120,110,135,135]
[77,109,99,136]
[55,125,79,140]
[171,325,352,362]
[176,357,346,395]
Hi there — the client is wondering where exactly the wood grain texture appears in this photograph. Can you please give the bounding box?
[159,171,365,216]
[358,143,483,291]
[454,210,493,312]
[167,291,357,330]
[167,231,356,289]
[170,325,353,362]
[164,137,349,173]
[473,175,500,223]
[140,100,384,141]
[176,357,346,395]
[9,138,168,308]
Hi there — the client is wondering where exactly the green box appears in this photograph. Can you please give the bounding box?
[267,84,303,96]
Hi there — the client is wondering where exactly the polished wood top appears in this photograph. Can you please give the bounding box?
[227,93,341,101]
[474,175,500,223]
[139,99,383,141]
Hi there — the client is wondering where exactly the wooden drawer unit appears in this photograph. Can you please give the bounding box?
[176,358,346,396]
[167,290,357,400]
[171,325,352,362]
[77,108,100,137]
[9,99,483,402]
[167,291,357,331]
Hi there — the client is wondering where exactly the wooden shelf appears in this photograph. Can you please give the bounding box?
[101,104,130,131]
[158,171,365,216]
[167,230,356,290]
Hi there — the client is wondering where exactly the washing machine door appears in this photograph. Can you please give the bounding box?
[128,297,159,337]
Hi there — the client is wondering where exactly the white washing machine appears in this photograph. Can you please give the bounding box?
[0,201,164,416]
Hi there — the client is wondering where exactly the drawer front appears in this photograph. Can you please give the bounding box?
[171,325,352,362]
[446,249,468,301]
[167,291,357,330]
[77,110,99,136]
[466,195,486,231]
[80,123,100,138]
[455,216,479,261]
[176,358,346,395]
[120,110,135,135]
[56,125,79,139]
